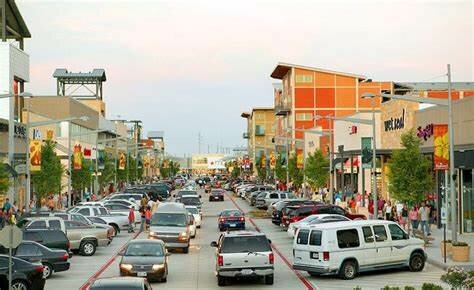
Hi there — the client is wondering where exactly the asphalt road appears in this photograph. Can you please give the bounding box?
[44,189,446,290]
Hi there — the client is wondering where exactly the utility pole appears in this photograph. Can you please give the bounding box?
[447,64,457,242]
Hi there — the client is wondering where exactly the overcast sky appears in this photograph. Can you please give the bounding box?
[17,0,473,157]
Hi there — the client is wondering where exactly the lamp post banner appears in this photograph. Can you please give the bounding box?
[361,137,372,169]
[29,140,42,171]
[433,124,449,170]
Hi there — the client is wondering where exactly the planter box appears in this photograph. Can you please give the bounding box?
[440,241,452,258]
[451,245,470,262]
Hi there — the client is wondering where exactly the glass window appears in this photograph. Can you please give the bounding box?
[29,221,46,229]
[295,112,313,121]
[125,243,164,257]
[269,193,279,199]
[362,226,374,243]
[93,208,100,216]
[373,225,388,242]
[309,230,322,246]
[16,244,41,256]
[296,74,313,83]
[296,229,310,245]
[78,208,90,216]
[317,207,331,214]
[255,125,265,135]
[221,236,271,253]
[296,207,313,217]
[389,224,407,240]
[23,232,42,242]
[337,229,360,248]
[279,193,287,199]
[99,208,108,215]
[331,206,346,216]
[49,220,61,230]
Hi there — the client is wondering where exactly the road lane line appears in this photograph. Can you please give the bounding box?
[225,192,315,290]
[79,230,141,290]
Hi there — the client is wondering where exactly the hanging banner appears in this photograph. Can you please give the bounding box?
[29,140,42,171]
[260,155,266,168]
[269,151,276,169]
[296,150,304,169]
[119,152,126,170]
[83,148,92,159]
[98,150,105,170]
[361,137,372,169]
[73,145,82,170]
[433,124,449,170]
[46,130,54,140]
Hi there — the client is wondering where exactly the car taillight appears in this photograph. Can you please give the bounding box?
[323,252,330,261]
[35,266,44,273]
[217,255,223,266]
[239,217,245,222]
[62,253,68,261]
[67,242,71,250]
[219,218,225,223]
[269,253,274,264]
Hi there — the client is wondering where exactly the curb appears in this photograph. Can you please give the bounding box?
[426,257,449,270]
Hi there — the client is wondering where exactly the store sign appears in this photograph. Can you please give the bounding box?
[384,109,405,132]
[361,137,372,169]
[349,125,358,135]
[32,129,41,140]
[416,124,434,141]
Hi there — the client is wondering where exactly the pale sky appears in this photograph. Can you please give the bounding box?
[17,0,473,156]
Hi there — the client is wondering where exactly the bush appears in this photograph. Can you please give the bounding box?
[381,286,399,290]
[421,283,443,290]
[451,241,469,247]
[403,287,415,290]
[440,266,468,288]
[353,287,362,290]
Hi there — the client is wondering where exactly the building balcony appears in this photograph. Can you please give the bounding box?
[243,132,249,139]
[275,104,290,116]
[255,131,265,136]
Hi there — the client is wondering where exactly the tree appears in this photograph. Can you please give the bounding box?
[31,140,63,206]
[116,154,127,182]
[256,158,267,181]
[274,154,286,182]
[159,159,180,179]
[0,163,10,196]
[304,150,329,191]
[387,130,433,204]
[288,153,304,188]
[98,154,115,189]
[127,155,137,182]
[71,155,92,192]
[230,161,241,178]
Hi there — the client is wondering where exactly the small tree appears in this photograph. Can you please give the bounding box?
[116,154,127,182]
[127,155,137,182]
[71,155,92,192]
[231,161,241,178]
[98,154,115,189]
[274,154,286,182]
[304,150,329,191]
[288,153,304,189]
[256,158,267,182]
[387,130,433,204]
[0,163,10,197]
[32,140,63,206]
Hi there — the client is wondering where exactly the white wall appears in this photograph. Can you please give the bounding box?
[333,112,381,152]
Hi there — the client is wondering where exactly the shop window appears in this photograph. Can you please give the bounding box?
[295,113,313,121]
[255,125,265,136]
[296,74,313,83]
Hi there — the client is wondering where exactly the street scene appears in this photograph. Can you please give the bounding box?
[0,0,473,290]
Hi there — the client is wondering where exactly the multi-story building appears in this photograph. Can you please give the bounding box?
[241,107,275,175]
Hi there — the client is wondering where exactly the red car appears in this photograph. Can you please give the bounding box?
[281,204,366,228]
[209,189,224,202]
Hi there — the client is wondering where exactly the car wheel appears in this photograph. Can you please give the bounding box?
[80,241,96,256]
[409,252,425,272]
[339,260,357,280]
[265,274,274,285]
[11,280,28,290]
[183,247,189,254]
[42,262,53,279]
[217,275,226,286]
[161,276,167,283]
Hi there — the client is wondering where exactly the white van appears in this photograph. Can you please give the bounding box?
[292,220,426,279]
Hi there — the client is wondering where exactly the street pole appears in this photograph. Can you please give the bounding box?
[371,96,378,219]
[25,100,31,211]
[7,91,14,202]
[447,64,457,242]
[329,120,333,203]
[8,225,12,290]
[95,136,98,195]
[67,121,72,208]
[286,116,289,186]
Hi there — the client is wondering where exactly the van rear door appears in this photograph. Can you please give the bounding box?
[293,228,311,266]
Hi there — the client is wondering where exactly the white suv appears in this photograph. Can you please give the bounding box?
[292,220,426,279]
[211,231,274,286]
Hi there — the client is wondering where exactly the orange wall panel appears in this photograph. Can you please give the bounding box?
[314,109,334,130]
[381,81,393,91]
[295,88,314,108]
[315,72,335,87]
[315,88,335,108]
[358,86,381,109]
[335,109,356,117]
[428,91,460,100]
[464,91,474,97]
[335,88,356,109]
[294,68,315,87]
[335,75,356,87]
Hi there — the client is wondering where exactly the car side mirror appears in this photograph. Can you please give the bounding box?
[267,239,272,244]
[210,241,218,247]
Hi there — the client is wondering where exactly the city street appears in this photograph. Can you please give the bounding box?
[44,189,445,290]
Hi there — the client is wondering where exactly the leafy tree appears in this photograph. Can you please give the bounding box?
[387,130,433,204]
[231,161,241,178]
[31,140,63,206]
[159,159,180,179]
[71,155,93,192]
[304,150,329,191]
[127,155,137,182]
[256,158,267,181]
[98,154,115,189]
[0,163,10,196]
[116,153,127,182]
[288,153,304,188]
[274,154,286,182]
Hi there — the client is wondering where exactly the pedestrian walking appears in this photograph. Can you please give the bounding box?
[145,206,152,232]
[419,202,431,237]
[128,206,135,233]
[348,197,356,213]
[368,198,374,219]
[400,203,408,231]
[139,205,146,232]
[383,201,393,220]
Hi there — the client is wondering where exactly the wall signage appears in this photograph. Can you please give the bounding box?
[417,124,434,141]
[349,125,358,135]
[384,109,405,132]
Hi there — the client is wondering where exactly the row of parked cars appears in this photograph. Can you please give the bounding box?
[229,180,428,280]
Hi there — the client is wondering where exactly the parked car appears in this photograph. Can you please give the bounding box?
[22,229,72,257]
[180,195,202,211]
[255,191,296,209]
[18,217,66,233]
[211,231,274,286]
[149,203,191,253]
[188,213,196,238]
[104,199,139,210]
[173,190,198,202]
[218,209,245,231]
[287,214,350,238]
[209,189,224,202]
[88,277,152,290]
[243,185,274,199]
[64,220,110,256]
[106,193,144,204]
[281,204,366,228]
[0,241,70,279]
[66,205,130,231]
[119,239,168,282]
[185,206,201,228]
[0,255,45,290]
[51,212,116,239]
[292,220,426,279]
[273,200,321,225]
[104,203,141,221]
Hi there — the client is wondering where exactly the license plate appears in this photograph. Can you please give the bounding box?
[229,224,236,227]
[137,272,147,277]
[241,269,253,275]
[310,252,319,259]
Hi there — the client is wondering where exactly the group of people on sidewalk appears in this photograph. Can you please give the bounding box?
[127,194,157,233]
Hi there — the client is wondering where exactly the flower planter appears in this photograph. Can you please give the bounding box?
[440,241,452,257]
[451,245,470,262]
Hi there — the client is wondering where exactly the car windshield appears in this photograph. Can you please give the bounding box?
[181,197,200,205]
[151,213,187,227]
[221,236,271,253]
[186,207,198,214]
[257,192,267,198]
[124,243,164,257]
[221,210,242,217]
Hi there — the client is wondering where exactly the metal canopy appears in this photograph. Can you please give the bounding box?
[53,68,107,100]
[0,0,31,43]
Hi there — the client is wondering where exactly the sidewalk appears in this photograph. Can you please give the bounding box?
[423,227,474,271]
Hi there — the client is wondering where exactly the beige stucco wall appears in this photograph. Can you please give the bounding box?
[380,99,419,149]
